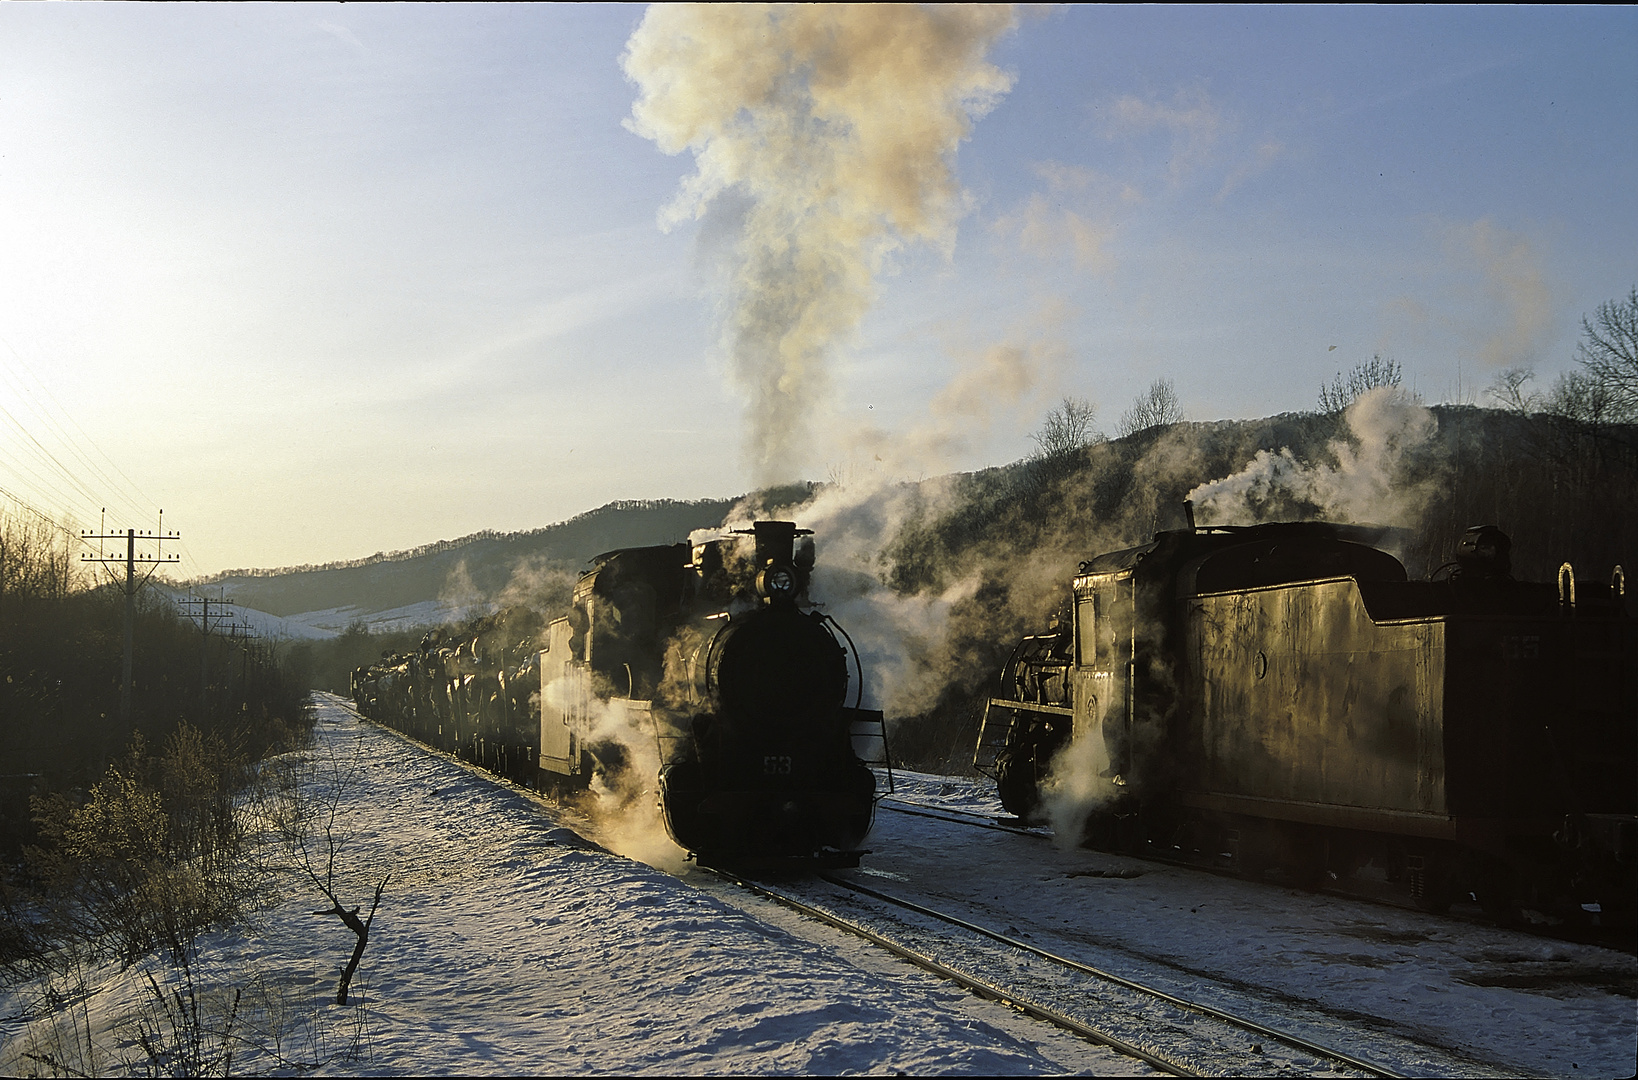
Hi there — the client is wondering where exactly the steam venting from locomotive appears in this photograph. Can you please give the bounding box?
[622,4,1018,483]
[1187,386,1438,528]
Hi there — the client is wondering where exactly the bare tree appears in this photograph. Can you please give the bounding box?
[1318,355,1401,415]
[1116,379,1183,438]
[1572,285,1638,423]
[1030,397,1102,458]
[1486,366,1541,415]
[1548,368,1619,428]
[270,737,388,1007]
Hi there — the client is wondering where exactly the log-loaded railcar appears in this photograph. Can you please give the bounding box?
[977,518,1635,923]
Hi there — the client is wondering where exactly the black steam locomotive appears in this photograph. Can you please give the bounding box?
[354,521,886,864]
[976,518,1636,923]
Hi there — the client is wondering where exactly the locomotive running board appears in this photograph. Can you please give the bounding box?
[986,697,1073,716]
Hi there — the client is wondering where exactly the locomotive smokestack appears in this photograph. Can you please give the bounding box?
[1183,499,1197,532]
[752,520,798,569]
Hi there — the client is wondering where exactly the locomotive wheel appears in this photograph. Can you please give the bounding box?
[994,747,1042,821]
[1081,811,1119,852]
[1114,811,1145,855]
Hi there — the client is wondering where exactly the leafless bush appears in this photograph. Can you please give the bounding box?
[267,735,389,1007]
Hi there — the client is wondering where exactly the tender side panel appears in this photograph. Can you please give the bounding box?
[1444,612,1638,820]
[1184,578,1447,819]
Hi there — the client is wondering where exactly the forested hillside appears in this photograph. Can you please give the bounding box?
[190,496,754,620]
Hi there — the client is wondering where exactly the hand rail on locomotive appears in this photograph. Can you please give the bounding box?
[823,612,896,798]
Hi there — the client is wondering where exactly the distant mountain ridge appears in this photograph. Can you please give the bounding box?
[188,497,743,624]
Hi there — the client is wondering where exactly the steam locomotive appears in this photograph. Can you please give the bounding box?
[353,521,887,864]
[976,517,1636,923]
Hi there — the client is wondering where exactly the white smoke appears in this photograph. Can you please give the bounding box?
[542,676,687,872]
[622,4,1018,483]
[1039,729,1119,850]
[1187,386,1438,527]
[694,304,1070,720]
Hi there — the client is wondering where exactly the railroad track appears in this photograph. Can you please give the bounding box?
[881,793,1638,954]
[879,795,1045,836]
[700,863,1515,1078]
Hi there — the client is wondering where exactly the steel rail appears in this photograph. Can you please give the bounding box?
[818,872,1408,1079]
[700,865,1200,1077]
[882,792,1637,956]
[879,796,1046,835]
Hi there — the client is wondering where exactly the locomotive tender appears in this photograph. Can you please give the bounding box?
[977,516,1635,921]
[355,521,886,864]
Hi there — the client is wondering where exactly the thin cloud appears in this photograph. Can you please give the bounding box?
[1102,88,1227,185]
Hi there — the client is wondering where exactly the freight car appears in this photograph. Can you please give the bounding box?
[975,517,1635,923]
[351,614,544,782]
[355,521,888,864]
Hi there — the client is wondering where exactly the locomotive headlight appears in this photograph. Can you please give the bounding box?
[758,563,797,601]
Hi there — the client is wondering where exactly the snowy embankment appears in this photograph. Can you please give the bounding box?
[0,695,1139,1076]
[5,694,1633,1077]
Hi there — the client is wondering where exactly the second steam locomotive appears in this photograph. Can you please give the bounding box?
[978,517,1635,923]
[353,521,887,864]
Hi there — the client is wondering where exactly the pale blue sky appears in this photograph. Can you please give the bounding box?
[1,4,1632,574]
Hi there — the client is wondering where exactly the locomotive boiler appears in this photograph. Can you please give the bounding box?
[538,520,885,863]
[976,518,1636,923]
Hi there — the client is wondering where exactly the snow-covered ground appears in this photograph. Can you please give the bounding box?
[839,783,1637,1078]
[0,696,1142,1076]
[4,695,1632,1077]
[270,599,492,637]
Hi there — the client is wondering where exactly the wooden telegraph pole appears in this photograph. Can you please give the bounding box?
[178,594,236,719]
[81,511,180,730]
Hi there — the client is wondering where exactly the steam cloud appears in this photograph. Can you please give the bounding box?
[623,4,1018,483]
[541,676,688,872]
[1187,386,1438,527]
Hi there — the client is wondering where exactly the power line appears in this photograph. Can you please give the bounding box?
[0,336,162,528]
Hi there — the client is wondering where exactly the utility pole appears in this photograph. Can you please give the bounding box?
[178,594,236,720]
[82,511,180,732]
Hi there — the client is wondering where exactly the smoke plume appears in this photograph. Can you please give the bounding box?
[1187,386,1439,527]
[623,4,1018,483]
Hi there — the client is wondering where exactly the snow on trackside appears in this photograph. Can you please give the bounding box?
[0,695,1141,1077]
[862,787,1637,1079]
[8,697,1630,1078]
